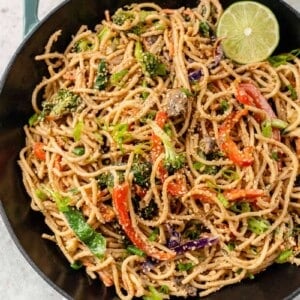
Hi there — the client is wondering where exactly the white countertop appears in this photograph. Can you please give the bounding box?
[0,0,299,299]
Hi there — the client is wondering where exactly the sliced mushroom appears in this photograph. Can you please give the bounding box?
[199,136,216,154]
[163,88,188,117]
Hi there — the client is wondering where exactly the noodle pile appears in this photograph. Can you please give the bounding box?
[18,0,300,298]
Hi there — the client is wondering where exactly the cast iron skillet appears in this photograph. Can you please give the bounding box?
[0,0,299,299]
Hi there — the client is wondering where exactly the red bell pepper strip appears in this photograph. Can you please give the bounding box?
[166,178,187,197]
[236,83,280,140]
[192,188,217,204]
[218,109,254,167]
[223,189,266,201]
[112,182,176,261]
[237,83,276,118]
[193,188,266,203]
[33,142,46,161]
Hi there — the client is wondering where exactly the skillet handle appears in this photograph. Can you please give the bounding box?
[23,0,39,36]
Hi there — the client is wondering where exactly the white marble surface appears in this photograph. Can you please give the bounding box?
[0,0,300,299]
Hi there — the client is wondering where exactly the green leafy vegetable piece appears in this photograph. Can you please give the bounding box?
[51,191,71,212]
[148,228,159,241]
[143,286,163,300]
[95,59,109,90]
[180,87,193,97]
[287,85,297,100]
[193,161,219,175]
[271,118,288,129]
[140,111,156,123]
[159,285,169,294]
[219,99,229,113]
[229,202,251,214]
[28,113,39,126]
[111,123,132,150]
[261,120,272,137]
[73,121,84,141]
[98,26,110,42]
[110,69,128,86]
[199,21,211,38]
[248,217,270,234]
[141,80,150,100]
[127,245,145,257]
[35,188,48,201]
[222,168,239,180]
[268,48,300,67]
[70,261,83,270]
[217,193,229,208]
[177,262,194,271]
[276,249,293,263]
[72,146,85,156]
[64,207,106,258]
[270,151,279,161]
[43,187,106,258]
[227,242,236,251]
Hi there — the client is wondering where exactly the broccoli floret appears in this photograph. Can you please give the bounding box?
[110,123,132,151]
[183,221,204,240]
[96,171,124,190]
[131,158,152,188]
[134,41,166,77]
[41,89,82,120]
[142,52,167,77]
[199,21,212,38]
[96,172,114,190]
[149,120,185,173]
[140,199,158,220]
[94,59,109,90]
[112,9,156,36]
[130,24,146,35]
[74,39,93,52]
[112,9,134,25]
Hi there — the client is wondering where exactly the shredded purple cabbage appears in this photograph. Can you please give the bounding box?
[171,237,218,254]
[166,224,181,248]
[209,43,223,69]
[142,257,158,272]
[188,69,202,82]
[166,224,218,255]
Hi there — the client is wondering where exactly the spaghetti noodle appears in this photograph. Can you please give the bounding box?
[18,0,300,298]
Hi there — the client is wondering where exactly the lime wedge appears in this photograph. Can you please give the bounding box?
[216,1,279,64]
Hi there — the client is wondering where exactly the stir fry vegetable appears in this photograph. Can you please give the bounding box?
[218,109,254,167]
[112,182,176,261]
